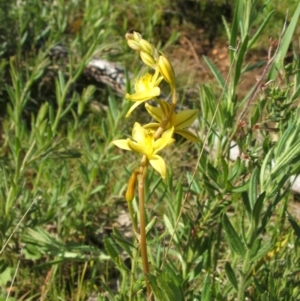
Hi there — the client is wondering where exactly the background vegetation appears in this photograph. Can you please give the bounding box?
[1,0,300,300]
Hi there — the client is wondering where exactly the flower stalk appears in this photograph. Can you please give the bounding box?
[111,32,199,299]
[138,163,152,298]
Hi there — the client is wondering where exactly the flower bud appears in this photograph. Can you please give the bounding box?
[127,40,141,51]
[139,39,154,55]
[132,31,142,41]
[125,31,142,42]
[125,170,138,202]
[157,55,175,86]
[140,51,156,68]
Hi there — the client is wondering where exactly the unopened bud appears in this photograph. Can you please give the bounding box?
[157,55,175,86]
[140,51,156,67]
[127,40,141,51]
[125,31,142,42]
[125,170,138,202]
[139,39,154,55]
[132,31,142,41]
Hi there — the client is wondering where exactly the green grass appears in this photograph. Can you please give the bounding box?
[1,0,300,300]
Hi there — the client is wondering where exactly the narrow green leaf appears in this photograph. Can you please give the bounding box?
[201,274,212,301]
[234,35,249,88]
[268,273,275,293]
[148,273,166,300]
[101,119,108,139]
[253,276,266,295]
[175,182,183,218]
[157,266,184,301]
[108,95,118,122]
[220,157,229,188]
[222,16,231,40]
[248,168,259,210]
[112,228,134,258]
[257,189,289,235]
[291,83,300,102]
[260,147,274,191]
[261,291,269,301]
[222,214,246,257]
[230,0,243,62]
[203,56,226,89]
[148,265,184,301]
[241,191,251,216]
[271,145,300,179]
[229,157,246,181]
[269,3,300,79]
[248,10,275,48]
[146,216,157,234]
[287,211,300,238]
[243,60,266,73]
[249,237,261,259]
[252,192,266,227]
[275,123,297,156]
[293,52,300,98]
[163,214,178,243]
[104,237,119,260]
[100,281,116,301]
[225,261,238,290]
[57,70,66,105]
[207,162,219,183]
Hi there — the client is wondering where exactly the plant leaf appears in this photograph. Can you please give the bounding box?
[222,214,246,257]
[203,56,226,89]
[201,274,212,301]
[269,3,300,79]
[225,261,238,290]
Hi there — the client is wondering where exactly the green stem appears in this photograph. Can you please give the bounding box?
[138,165,153,300]
[237,247,251,301]
[129,247,139,301]
[237,222,255,301]
[128,200,139,235]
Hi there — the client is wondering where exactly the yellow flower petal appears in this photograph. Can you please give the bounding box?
[111,139,131,150]
[131,122,146,143]
[149,154,167,179]
[153,127,174,153]
[112,121,173,179]
[145,100,199,142]
[126,87,160,102]
[128,140,151,156]
[127,123,155,156]
[174,109,198,129]
[145,103,163,122]
[143,122,160,129]
[125,72,162,116]
[175,129,201,143]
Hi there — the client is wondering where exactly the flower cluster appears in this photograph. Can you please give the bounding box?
[112,32,199,195]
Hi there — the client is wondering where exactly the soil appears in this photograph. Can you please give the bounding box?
[167,26,268,100]
[160,1,298,101]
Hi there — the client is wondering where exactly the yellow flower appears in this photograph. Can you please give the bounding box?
[112,122,175,179]
[125,69,163,117]
[144,100,200,143]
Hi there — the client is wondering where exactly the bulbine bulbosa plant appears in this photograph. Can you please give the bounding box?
[111,32,200,299]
